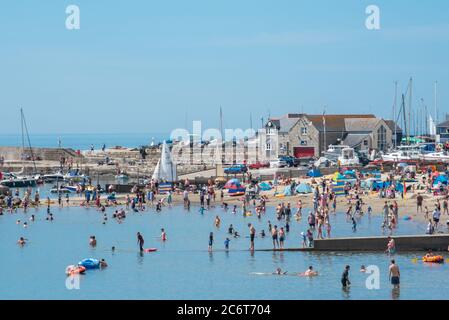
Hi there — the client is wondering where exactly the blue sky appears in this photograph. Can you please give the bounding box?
[0,0,447,134]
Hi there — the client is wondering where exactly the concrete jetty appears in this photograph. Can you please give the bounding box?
[256,234,449,252]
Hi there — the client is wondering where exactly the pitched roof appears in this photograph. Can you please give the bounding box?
[437,119,449,128]
[306,114,376,132]
[267,113,304,133]
[343,133,370,148]
[345,118,381,132]
[384,120,403,133]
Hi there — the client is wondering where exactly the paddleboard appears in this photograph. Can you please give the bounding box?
[144,248,158,253]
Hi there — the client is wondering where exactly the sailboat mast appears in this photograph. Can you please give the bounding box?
[219,106,224,142]
[393,81,398,148]
[408,77,412,142]
[434,81,438,126]
[21,109,37,174]
[402,95,408,145]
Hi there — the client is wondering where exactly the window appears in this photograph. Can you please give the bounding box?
[363,140,368,146]
[377,126,387,151]
[300,127,308,135]
[267,128,276,135]
[300,140,307,146]
[266,143,272,151]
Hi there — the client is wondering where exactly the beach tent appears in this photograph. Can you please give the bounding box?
[332,181,346,196]
[225,178,246,194]
[158,182,173,194]
[295,183,312,194]
[434,175,448,185]
[259,182,272,191]
[307,169,322,178]
[283,186,293,196]
[224,178,241,189]
[344,170,356,177]
[333,172,345,181]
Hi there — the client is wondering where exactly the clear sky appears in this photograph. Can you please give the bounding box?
[0,0,447,134]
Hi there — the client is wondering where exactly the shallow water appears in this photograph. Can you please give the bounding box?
[1,204,448,300]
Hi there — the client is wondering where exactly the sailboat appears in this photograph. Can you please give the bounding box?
[1,109,38,188]
[151,141,177,182]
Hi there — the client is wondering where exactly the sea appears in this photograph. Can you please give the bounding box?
[0,133,168,151]
[1,204,448,300]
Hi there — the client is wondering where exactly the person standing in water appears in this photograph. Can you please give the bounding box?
[137,232,145,251]
[248,223,256,251]
[160,228,167,241]
[341,265,351,288]
[389,259,400,289]
[208,232,214,252]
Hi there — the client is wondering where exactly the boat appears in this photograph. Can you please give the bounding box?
[151,141,177,182]
[43,172,65,182]
[323,145,351,162]
[50,185,77,194]
[78,258,100,269]
[0,174,36,188]
[422,255,444,263]
[64,169,89,182]
[381,145,422,162]
[420,152,449,163]
[66,265,86,275]
[337,147,360,166]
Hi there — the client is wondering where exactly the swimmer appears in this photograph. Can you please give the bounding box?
[214,215,221,228]
[300,266,318,277]
[23,222,28,228]
[111,246,116,252]
[89,236,97,247]
[233,231,240,238]
[17,237,26,246]
[260,230,266,238]
[232,205,237,214]
[30,215,35,222]
[99,258,108,268]
[274,267,287,275]
[360,265,367,272]
[228,224,234,234]
[16,219,21,225]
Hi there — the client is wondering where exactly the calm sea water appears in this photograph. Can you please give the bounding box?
[1,204,448,300]
[0,133,167,151]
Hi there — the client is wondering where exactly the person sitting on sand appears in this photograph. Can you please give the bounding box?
[300,266,318,277]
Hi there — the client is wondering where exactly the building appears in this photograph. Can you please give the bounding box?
[265,113,401,158]
[437,115,449,143]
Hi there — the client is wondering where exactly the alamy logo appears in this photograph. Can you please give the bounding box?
[66,5,80,30]
[365,5,380,30]
[365,265,380,290]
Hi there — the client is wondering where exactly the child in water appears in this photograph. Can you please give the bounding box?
[224,238,230,251]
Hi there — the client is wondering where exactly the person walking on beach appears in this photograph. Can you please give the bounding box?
[389,259,400,289]
[248,223,256,251]
[417,194,424,213]
[341,265,351,288]
[137,232,145,252]
[208,232,214,252]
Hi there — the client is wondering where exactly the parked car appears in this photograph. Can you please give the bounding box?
[270,160,288,168]
[248,161,270,170]
[278,156,300,167]
[224,164,248,175]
